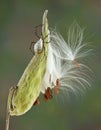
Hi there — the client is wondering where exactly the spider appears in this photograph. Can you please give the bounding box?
[29,24,50,55]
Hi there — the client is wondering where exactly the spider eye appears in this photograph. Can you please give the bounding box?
[34,38,43,53]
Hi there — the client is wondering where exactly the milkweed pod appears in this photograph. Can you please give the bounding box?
[7,10,50,116]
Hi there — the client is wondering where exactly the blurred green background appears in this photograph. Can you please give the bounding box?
[0,0,101,130]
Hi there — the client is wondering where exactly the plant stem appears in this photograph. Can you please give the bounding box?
[5,103,10,130]
[5,108,10,130]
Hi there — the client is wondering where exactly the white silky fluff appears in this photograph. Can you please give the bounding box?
[41,23,91,96]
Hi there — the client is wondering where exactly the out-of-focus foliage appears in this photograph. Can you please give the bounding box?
[0,0,101,130]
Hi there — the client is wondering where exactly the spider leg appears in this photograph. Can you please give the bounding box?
[41,32,50,56]
[34,24,43,28]
[34,24,43,39]
[43,31,51,44]
[29,41,36,55]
